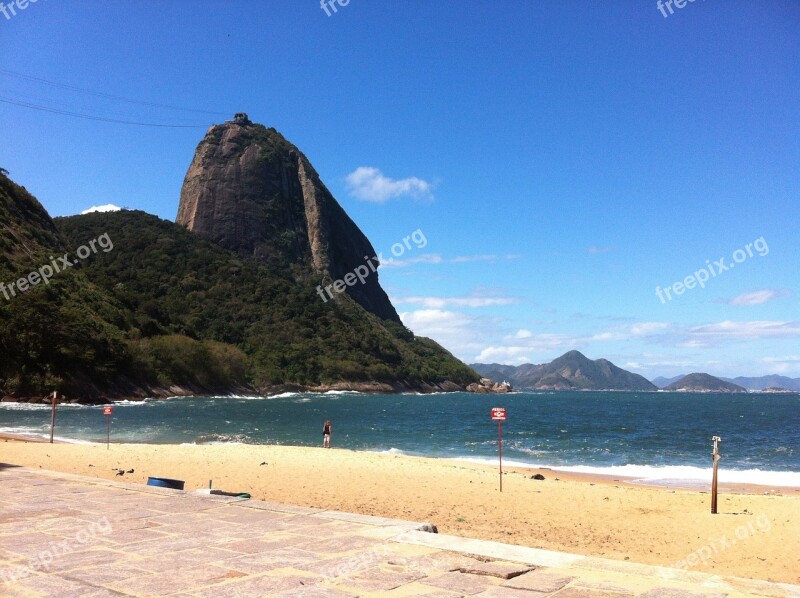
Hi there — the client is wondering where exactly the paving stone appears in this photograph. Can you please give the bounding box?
[193,573,322,597]
[638,589,729,598]
[422,570,499,594]
[338,564,427,592]
[476,587,547,597]
[61,561,152,586]
[458,559,534,579]
[299,550,395,579]
[563,581,636,596]
[293,533,381,555]
[92,526,169,546]
[501,569,576,592]
[552,587,638,597]
[386,585,463,598]
[273,586,358,597]
[12,573,121,597]
[220,547,320,574]
[41,548,130,573]
[131,546,239,573]
[103,563,236,595]
[387,550,480,575]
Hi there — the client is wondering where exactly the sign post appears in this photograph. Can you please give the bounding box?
[491,407,507,492]
[49,391,58,444]
[711,435,721,514]
[103,405,113,449]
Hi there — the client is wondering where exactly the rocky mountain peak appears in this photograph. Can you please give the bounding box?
[176,116,399,322]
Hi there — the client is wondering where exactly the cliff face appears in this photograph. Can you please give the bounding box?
[176,115,399,322]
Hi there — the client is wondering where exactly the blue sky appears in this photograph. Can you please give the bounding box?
[1,1,798,378]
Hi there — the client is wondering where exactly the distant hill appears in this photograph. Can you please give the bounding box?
[664,373,747,393]
[471,351,657,391]
[721,375,800,392]
[652,375,684,388]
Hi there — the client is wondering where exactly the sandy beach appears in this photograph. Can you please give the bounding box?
[2,437,798,584]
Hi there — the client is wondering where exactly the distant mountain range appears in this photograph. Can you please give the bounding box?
[471,351,657,391]
[653,374,800,391]
[473,352,799,393]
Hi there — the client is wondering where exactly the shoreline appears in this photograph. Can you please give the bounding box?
[2,432,798,494]
[3,386,796,407]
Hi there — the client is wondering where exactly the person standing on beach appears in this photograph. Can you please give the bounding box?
[322,420,332,448]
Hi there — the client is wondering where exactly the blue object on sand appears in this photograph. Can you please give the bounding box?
[147,477,185,490]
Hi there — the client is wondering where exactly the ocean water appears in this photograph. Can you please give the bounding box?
[1,391,798,487]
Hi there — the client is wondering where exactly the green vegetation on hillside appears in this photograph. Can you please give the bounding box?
[1,173,477,402]
[56,210,475,389]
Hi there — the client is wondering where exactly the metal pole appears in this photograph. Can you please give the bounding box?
[106,414,110,450]
[711,436,721,514]
[49,391,57,444]
[498,421,503,493]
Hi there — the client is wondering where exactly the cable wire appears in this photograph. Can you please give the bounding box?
[0,96,209,128]
[0,68,229,116]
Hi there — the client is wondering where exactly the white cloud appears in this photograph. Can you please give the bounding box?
[380,253,520,269]
[380,254,444,269]
[725,289,792,306]
[630,322,672,336]
[346,167,433,203]
[588,245,613,255]
[399,309,499,359]
[392,294,518,309]
[760,355,800,375]
[514,329,532,339]
[474,346,533,365]
[688,320,800,340]
[81,204,122,215]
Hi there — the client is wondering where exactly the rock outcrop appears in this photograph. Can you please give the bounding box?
[466,378,512,393]
[176,115,399,322]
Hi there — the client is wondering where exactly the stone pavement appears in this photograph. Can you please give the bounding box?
[1,465,798,597]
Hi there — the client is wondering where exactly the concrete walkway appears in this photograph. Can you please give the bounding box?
[1,465,798,597]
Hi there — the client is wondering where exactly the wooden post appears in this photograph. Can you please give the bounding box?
[711,435,721,514]
[49,391,57,444]
[498,420,503,493]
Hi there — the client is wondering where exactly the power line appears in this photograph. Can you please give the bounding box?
[0,96,209,128]
[0,68,229,116]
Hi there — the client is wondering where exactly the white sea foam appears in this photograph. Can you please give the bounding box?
[0,402,96,411]
[446,457,800,488]
[555,464,800,488]
[0,428,95,444]
[111,399,148,405]
[378,447,406,455]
